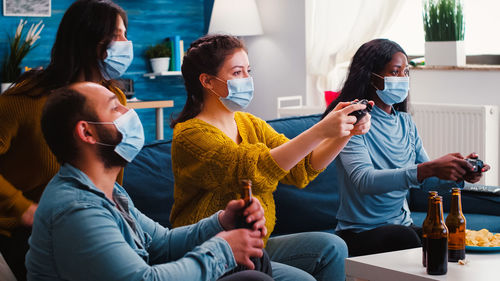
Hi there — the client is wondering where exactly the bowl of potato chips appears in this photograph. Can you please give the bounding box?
[465,229,500,252]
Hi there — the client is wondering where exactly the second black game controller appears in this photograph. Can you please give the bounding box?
[466,158,484,173]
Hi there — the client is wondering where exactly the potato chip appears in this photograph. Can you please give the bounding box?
[466,229,500,247]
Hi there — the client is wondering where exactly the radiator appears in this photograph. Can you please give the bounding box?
[410,102,499,185]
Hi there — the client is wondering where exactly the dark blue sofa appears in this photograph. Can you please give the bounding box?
[123,114,500,235]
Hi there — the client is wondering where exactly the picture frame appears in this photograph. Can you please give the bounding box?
[3,0,51,17]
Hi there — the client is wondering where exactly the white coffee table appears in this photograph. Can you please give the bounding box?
[345,247,500,281]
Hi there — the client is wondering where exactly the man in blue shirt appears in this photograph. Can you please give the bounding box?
[26,82,272,281]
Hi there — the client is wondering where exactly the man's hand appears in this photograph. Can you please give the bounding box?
[216,229,264,269]
[21,203,38,227]
[219,198,267,238]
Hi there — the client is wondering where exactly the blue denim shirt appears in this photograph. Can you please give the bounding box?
[26,164,236,281]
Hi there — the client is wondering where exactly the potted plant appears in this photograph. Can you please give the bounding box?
[145,41,172,73]
[1,19,44,93]
[423,0,465,66]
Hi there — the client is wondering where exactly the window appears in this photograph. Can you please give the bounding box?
[381,0,500,56]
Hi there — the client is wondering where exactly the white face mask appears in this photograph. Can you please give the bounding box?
[100,41,134,79]
[372,73,409,105]
[210,76,254,112]
[87,109,144,162]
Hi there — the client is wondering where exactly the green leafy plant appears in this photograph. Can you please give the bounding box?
[423,0,464,41]
[2,19,44,82]
[145,41,172,59]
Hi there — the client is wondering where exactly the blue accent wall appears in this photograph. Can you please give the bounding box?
[0,0,214,143]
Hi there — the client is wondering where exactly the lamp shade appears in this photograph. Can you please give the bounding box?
[208,0,263,36]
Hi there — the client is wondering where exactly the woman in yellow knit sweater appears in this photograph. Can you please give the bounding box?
[0,1,132,279]
[170,34,372,281]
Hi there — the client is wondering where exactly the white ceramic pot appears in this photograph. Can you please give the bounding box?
[1,82,13,94]
[425,41,465,66]
[150,57,171,73]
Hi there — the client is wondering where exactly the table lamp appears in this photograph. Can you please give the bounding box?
[208,0,263,36]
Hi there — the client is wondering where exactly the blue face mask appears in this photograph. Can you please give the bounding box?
[100,41,134,79]
[372,73,409,105]
[87,109,144,162]
[212,76,254,112]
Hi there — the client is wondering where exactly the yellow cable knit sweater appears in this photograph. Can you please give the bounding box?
[0,85,125,236]
[170,112,322,242]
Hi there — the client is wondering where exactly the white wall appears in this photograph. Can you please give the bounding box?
[244,0,306,120]
[410,69,500,105]
[410,68,500,184]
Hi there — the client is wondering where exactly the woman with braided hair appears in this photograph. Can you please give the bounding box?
[170,34,372,281]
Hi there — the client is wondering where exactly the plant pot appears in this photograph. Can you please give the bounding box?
[150,57,171,73]
[1,82,13,94]
[425,41,465,66]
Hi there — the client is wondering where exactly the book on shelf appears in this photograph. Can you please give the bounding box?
[179,39,184,65]
[166,35,183,72]
[172,35,181,71]
[168,38,175,72]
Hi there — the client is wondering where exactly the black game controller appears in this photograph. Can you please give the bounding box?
[349,99,372,124]
[466,158,484,173]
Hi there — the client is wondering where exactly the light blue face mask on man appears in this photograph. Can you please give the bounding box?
[100,40,134,79]
[372,73,410,105]
[212,76,254,112]
[87,109,145,162]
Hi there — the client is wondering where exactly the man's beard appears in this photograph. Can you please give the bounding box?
[95,125,128,169]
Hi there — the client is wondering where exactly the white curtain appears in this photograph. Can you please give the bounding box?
[305,0,405,106]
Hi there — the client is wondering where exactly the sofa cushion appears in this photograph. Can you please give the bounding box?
[410,188,500,233]
[123,140,174,228]
[267,114,339,235]
[267,114,321,140]
[411,211,500,233]
[409,188,500,217]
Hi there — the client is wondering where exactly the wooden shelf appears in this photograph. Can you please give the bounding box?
[143,71,182,79]
[127,100,174,109]
[126,100,174,140]
[411,64,500,71]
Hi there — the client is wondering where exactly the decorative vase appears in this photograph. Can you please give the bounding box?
[425,41,465,66]
[150,57,171,73]
[1,82,13,94]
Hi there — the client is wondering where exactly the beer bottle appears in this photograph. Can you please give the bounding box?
[236,179,253,229]
[241,179,253,207]
[427,196,448,275]
[445,188,466,262]
[422,191,438,267]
